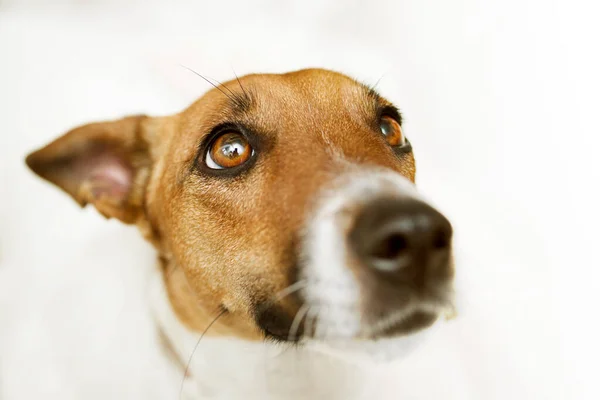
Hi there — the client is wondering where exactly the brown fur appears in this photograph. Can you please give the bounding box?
[26,69,416,339]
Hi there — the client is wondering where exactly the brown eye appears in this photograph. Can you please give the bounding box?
[380,115,405,146]
[205,132,253,169]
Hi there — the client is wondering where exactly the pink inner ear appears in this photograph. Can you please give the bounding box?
[77,152,133,201]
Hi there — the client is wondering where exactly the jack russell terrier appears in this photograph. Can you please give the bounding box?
[26,68,454,399]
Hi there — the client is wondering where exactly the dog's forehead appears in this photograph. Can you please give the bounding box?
[240,68,370,102]
[184,69,377,125]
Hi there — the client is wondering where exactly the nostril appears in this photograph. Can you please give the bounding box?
[432,228,451,250]
[372,233,408,260]
[348,197,453,274]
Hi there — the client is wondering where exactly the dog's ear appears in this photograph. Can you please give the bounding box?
[26,115,155,224]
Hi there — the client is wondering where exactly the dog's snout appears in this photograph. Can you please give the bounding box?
[349,197,452,282]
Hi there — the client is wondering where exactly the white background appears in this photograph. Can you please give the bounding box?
[1,0,599,399]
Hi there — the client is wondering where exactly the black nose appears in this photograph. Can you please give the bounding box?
[349,197,453,283]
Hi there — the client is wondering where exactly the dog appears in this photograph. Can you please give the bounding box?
[26,68,454,399]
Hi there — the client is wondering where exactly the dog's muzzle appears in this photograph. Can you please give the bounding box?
[299,169,455,342]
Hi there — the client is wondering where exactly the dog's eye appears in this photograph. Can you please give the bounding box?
[205,132,253,169]
[380,115,405,147]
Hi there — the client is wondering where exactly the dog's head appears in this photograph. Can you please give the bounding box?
[26,69,454,350]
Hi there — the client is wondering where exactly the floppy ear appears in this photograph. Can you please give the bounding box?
[26,115,153,224]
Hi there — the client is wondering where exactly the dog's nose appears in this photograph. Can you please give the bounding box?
[349,197,452,283]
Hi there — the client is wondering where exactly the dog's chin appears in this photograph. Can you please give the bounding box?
[303,318,440,365]
[300,310,442,365]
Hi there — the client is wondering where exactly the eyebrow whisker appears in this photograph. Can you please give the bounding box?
[232,68,250,99]
[371,73,385,91]
[180,64,236,102]
[209,75,238,98]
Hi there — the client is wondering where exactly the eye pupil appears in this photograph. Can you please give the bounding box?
[206,132,252,169]
[220,142,242,158]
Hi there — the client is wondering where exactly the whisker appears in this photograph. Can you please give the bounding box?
[314,305,330,340]
[371,74,385,91]
[179,64,235,102]
[208,75,238,98]
[178,307,227,400]
[272,280,307,304]
[231,67,249,99]
[304,306,320,338]
[255,279,308,320]
[288,304,310,342]
[255,280,308,342]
